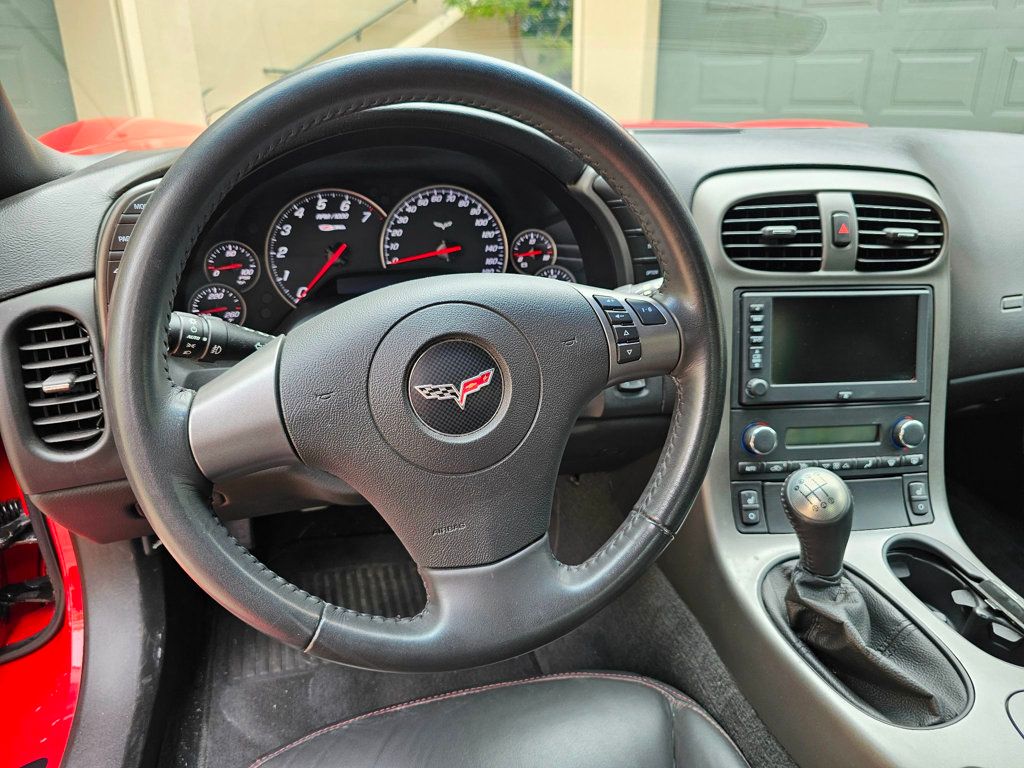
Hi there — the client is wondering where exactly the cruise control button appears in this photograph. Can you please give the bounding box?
[606,310,633,325]
[614,325,639,343]
[749,303,765,313]
[594,295,624,310]
[626,298,666,325]
[617,342,642,363]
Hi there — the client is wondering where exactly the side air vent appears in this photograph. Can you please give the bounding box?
[721,194,823,272]
[17,312,104,448]
[854,194,944,271]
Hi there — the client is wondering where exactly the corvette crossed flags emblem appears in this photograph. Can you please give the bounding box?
[413,369,495,410]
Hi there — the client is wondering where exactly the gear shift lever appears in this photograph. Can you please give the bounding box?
[780,467,853,578]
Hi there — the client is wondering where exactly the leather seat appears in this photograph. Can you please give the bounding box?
[248,672,749,768]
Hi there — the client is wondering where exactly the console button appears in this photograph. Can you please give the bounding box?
[616,342,642,363]
[880,456,902,468]
[626,298,666,325]
[738,489,760,508]
[765,460,787,474]
[909,498,931,516]
[740,505,761,526]
[854,457,876,469]
[745,378,768,397]
[749,324,764,333]
[786,460,818,471]
[749,334,765,344]
[614,325,639,343]
[750,313,765,323]
[831,212,853,247]
[908,481,928,500]
[737,462,762,474]
[749,303,765,314]
[606,310,633,325]
[902,454,925,467]
[595,295,624,310]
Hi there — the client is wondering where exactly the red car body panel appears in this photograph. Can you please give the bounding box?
[0,445,83,768]
[37,116,204,155]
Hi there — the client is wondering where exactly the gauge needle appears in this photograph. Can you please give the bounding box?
[299,242,348,302]
[199,306,228,315]
[513,250,548,259]
[389,245,462,265]
[215,263,243,271]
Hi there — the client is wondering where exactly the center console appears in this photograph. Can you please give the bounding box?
[729,287,934,533]
[651,167,1024,768]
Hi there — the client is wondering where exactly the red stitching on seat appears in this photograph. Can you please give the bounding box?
[248,671,749,768]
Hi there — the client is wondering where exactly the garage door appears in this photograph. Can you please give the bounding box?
[0,0,75,136]
[655,0,1024,131]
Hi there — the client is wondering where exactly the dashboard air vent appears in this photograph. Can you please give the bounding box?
[854,194,943,271]
[17,312,104,448]
[721,194,822,272]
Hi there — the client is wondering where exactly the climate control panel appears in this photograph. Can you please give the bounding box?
[731,402,929,481]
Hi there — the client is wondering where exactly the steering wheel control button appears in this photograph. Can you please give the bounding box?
[614,325,639,343]
[832,212,853,247]
[617,342,642,363]
[594,295,625,310]
[626,298,667,325]
[409,340,503,436]
[606,310,633,325]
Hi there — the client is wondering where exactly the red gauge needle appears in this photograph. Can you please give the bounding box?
[299,242,348,301]
[389,245,462,266]
[199,306,228,315]
[513,250,548,259]
[215,263,243,271]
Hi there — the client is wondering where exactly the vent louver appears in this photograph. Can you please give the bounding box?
[854,194,943,271]
[721,194,823,272]
[17,312,104,448]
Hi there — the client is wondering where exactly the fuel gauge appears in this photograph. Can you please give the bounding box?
[511,229,557,274]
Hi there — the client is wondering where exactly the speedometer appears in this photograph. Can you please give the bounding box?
[266,189,385,305]
[380,186,507,273]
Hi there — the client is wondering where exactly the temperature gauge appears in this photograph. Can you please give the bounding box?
[511,229,557,274]
[535,264,576,282]
[204,241,259,291]
[189,284,246,325]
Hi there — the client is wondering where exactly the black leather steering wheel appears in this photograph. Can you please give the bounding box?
[106,51,724,672]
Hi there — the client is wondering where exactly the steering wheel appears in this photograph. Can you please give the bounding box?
[106,51,724,672]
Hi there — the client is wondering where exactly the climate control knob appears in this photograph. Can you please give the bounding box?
[743,423,778,456]
[892,417,926,449]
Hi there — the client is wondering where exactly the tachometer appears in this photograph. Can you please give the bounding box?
[189,284,246,324]
[380,185,506,273]
[266,189,385,305]
[205,241,259,290]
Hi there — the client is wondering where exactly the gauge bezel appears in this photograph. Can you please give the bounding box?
[265,188,387,306]
[379,184,508,273]
[510,228,558,275]
[188,283,247,325]
[204,240,261,291]
[535,264,576,283]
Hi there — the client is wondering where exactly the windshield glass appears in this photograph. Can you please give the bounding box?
[4,0,1021,153]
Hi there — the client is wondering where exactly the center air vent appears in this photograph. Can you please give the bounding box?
[17,312,103,448]
[854,194,944,271]
[721,194,823,272]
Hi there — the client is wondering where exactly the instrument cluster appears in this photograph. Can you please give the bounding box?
[178,177,585,333]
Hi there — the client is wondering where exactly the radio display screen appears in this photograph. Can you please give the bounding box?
[771,295,919,384]
[786,424,879,447]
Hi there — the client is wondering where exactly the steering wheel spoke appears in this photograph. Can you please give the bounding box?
[187,336,298,482]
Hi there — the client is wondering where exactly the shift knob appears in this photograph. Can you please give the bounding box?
[781,467,853,578]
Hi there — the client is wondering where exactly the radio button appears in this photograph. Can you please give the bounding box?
[606,310,633,325]
[749,303,765,314]
[737,461,762,474]
[748,347,764,370]
[750,313,765,323]
[626,298,666,325]
[749,334,765,344]
[837,390,854,401]
[749,324,764,333]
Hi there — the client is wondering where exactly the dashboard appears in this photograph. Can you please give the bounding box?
[146,130,624,335]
